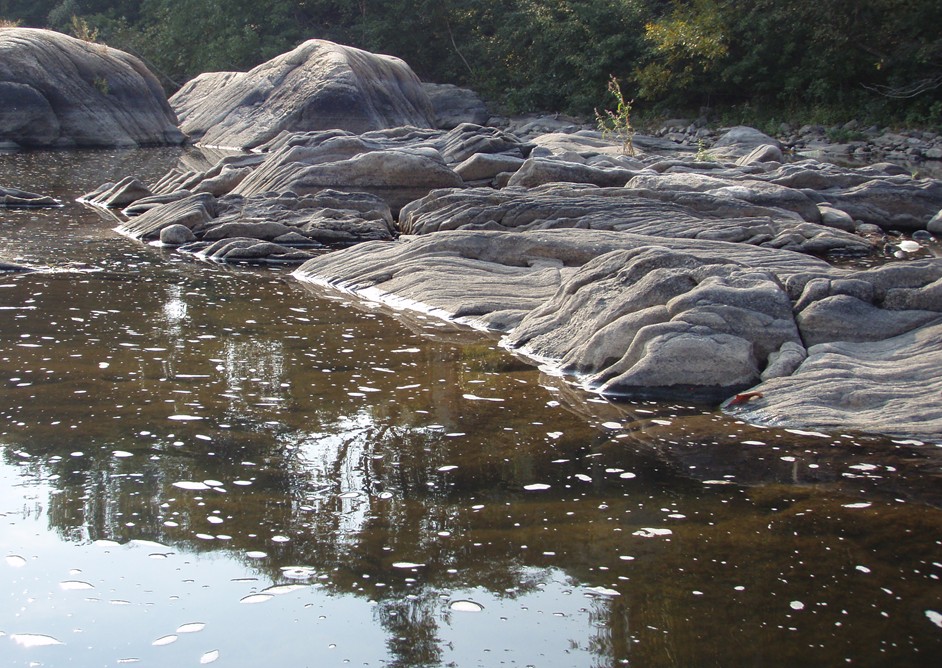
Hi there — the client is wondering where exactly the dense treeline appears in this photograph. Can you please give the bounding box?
[2,0,940,127]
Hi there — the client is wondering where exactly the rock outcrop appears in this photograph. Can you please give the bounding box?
[170,39,436,149]
[1,185,59,207]
[293,228,942,435]
[0,28,183,148]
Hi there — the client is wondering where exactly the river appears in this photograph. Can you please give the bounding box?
[1,148,940,667]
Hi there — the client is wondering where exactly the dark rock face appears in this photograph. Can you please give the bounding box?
[170,39,437,149]
[0,28,183,148]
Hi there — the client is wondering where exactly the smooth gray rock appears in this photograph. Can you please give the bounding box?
[820,177,942,230]
[712,126,781,157]
[159,223,197,245]
[507,157,638,188]
[233,142,463,214]
[170,39,435,149]
[505,247,801,402]
[725,318,942,437]
[117,193,217,241]
[423,83,489,129]
[0,185,58,207]
[399,183,871,257]
[454,153,525,183]
[736,143,784,166]
[0,28,183,148]
[79,176,152,208]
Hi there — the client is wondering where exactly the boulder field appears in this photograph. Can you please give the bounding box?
[66,39,942,439]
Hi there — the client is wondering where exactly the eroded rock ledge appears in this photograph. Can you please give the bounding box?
[293,229,942,438]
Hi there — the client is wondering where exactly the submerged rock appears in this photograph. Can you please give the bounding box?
[0,28,183,148]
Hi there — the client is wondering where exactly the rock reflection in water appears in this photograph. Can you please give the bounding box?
[1,149,941,667]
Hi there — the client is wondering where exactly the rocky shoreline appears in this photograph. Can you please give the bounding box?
[3,28,942,439]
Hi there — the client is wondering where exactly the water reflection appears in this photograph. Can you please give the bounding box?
[1,149,941,667]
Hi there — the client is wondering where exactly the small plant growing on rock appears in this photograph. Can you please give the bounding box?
[93,76,110,95]
[695,138,715,162]
[0,18,22,28]
[70,15,100,43]
[595,75,635,156]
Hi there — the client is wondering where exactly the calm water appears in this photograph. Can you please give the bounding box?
[1,149,940,667]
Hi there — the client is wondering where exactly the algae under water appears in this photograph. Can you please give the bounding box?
[0,148,940,667]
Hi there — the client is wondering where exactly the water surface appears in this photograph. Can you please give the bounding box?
[1,149,940,667]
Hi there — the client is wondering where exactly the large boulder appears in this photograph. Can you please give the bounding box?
[170,39,436,149]
[0,28,183,148]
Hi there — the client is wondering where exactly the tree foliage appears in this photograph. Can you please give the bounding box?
[0,0,939,125]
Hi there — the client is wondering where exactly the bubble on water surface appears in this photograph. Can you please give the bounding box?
[585,587,620,597]
[392,562,425,569]
[173,481,211,491]
[245,551,267,559]
[152,635,177,646]
[523,484,551,491]
[207,516,224,525]
[856,565,871,574]
[462,393,504,402]
[5,554,27,567]
[437,465,458,472]
[271,535,290,543]
[619,472,637,479]
[842,502,872,509]
[601,422,621,430]
[633,528,672,538]
[239,594,273,604]
[790,601,805,611]
[926,610,942,628]
[263,583,309,595]
[176,622,206,634]
[167,415,204,421]
[785,429,829,438]
[574,474,592,482]
[449,600,484,612]
[200,649,220,664]
[112,450,133,458]
[60,580,94,590]
[204,480,224,487]
[10,633,63,647]
[281,566,318,580]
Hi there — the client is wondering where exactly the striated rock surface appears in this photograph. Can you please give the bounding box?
[170,39,436,149]
[0,28,183,148]
[399,183,873,257]
[725,318,942,437]
[1,185,59,207]
[293,227,942,436]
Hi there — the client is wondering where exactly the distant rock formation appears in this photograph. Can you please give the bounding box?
[0,28,183,149]
[169,39,437,149]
